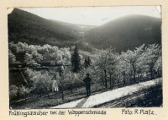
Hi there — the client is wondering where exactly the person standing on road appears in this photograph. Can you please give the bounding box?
[83,73,92,96]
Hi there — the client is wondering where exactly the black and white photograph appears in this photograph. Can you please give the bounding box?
[8,6,162,109]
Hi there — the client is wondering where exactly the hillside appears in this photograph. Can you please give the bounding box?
[8,9,161,52]
[85,15,161,52]
[8,8,94,48]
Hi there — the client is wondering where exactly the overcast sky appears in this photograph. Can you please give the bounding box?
[20,6,161,26]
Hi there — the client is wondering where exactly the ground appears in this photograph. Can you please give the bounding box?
[51,78,162,108]
[10,78,162,109]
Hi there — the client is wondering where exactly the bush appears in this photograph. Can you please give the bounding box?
[9,85,18,100]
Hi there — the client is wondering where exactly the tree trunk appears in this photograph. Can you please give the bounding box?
[70,84,73,93]
[133,69,136,83]
[140,73,142,81]
[60,73,64,100]
[104,69,107,88]
[61,87,64,100]
[157,68,161,77]
[24,94,27,101]
[123,76,126,86]
[110,74,112,89]
[138,73,140,83]
[150,67,153,80]
[129,71,132,84]
[123,72,126,86]
[46,88,50,98]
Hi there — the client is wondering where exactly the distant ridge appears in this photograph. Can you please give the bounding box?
[85,14,161,52]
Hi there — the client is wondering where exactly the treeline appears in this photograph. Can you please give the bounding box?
[9,41,72,65]
[94,44,162,89]
[9,42,162,101]
[9,42,88,100]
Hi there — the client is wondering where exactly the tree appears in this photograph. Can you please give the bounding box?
[62,68,76,93]
[9,85,18,100]
[9,50,16,63]
[96,48,116,88]
[84,56,91,68]
[87,56,91,66]
[31,72,52,98]
[142,44,161,79]
[71,45,81,73]
[121,44,145,83]
[24,53,40,66]
[84,58,88,68]
[96,49,109,88]
[154,56,162,77]
[106,48,117,89]
[116,56,131,85]
[18,85,30,101]
[58,65,65,100]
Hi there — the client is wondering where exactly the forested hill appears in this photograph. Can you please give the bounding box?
[8,9,161,52]
[8,8,94,48]
[85,15,161,52]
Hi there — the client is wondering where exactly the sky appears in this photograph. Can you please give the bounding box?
[20,6,161,26]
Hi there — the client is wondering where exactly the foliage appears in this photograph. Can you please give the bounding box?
[9,50,16,63]
[121,44,145,82]
[9,41,162,104]
[9,85,18,100]
[84,57,91,68]
[71,45,81,73]
[95,44,161,87]
[9,42,71,66]
[17,85,30,100]
[142,44,161,79]
[31,71,52,96]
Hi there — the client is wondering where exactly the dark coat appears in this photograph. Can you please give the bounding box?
[83,77,91,86]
